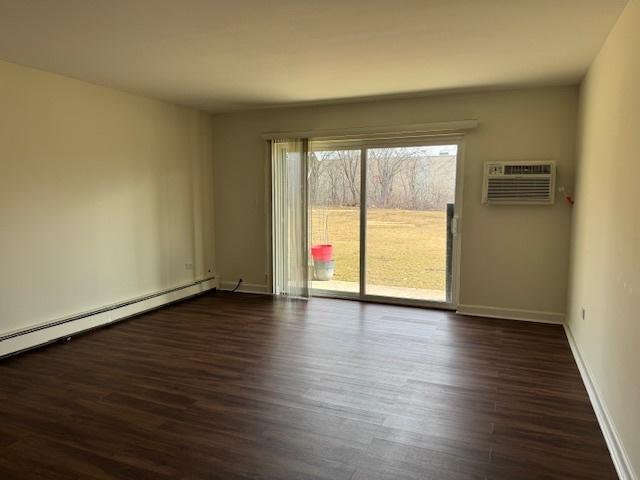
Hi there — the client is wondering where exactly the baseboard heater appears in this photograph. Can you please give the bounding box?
[0,277,216,358]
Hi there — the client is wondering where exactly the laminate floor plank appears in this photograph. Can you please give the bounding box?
[0,292,617,479]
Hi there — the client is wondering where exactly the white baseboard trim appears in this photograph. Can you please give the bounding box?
[456,304,564,324]
[0,278,218,358]
[564,323,636,480]
[219,280,272,295]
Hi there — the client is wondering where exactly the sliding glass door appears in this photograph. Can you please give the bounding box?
[309,147,362,296]
[309,140,460,306]
[365,145,458,303]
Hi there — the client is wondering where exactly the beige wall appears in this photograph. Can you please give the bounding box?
[0,60,216,336]
[212,86,578,317]
[568,0,640,475]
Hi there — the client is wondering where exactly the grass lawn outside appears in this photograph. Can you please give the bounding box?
[311,207,447,293]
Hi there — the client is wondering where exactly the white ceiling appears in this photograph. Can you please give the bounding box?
[0,0,628,113]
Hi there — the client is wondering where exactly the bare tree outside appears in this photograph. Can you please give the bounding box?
[311,146,456,211]
[337,150,360,206]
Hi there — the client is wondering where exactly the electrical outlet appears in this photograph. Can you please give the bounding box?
[185,262,194,270]
[581,307,586,320]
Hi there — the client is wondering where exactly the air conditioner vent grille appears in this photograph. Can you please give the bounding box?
[487,178,553,202]
[504,164,551,175]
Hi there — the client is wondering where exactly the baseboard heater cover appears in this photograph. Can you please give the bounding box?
[0,277,217,358]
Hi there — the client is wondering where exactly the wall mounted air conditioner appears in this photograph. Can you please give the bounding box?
[482,161,556,205]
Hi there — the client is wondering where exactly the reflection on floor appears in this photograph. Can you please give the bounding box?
[312,279,446,302]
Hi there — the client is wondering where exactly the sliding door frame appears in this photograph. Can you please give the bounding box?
[311,136,465,310]
[359,147,368,298]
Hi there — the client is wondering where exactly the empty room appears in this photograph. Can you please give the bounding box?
[1,1,639,479]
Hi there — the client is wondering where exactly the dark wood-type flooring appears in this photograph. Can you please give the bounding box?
[0,292,617,479]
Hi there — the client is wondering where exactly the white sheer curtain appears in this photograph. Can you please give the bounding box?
[271,139,310,298]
